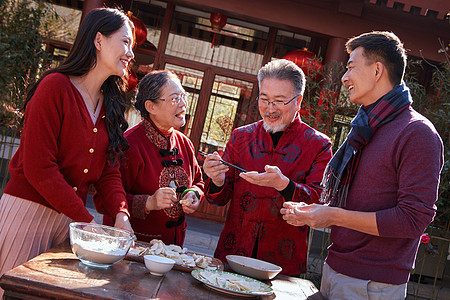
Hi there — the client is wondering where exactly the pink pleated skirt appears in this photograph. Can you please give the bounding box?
[0,193,71,297]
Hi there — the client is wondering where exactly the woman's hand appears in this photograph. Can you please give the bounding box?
[202,151,228,187]
[180,191,200,214]
[114,212,134,233]
[146,187,177,211]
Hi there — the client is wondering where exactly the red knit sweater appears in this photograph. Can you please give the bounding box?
[326,107,444,284]
[5,73,129,222]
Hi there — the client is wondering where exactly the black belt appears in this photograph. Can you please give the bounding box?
[162,158,183,167]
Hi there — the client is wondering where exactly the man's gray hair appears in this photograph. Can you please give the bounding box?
[257,59,306,96]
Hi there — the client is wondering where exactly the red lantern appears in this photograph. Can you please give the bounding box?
[209,13,227,48]
[125,69,138,93]
[210,12,227,31]
[127,12,147,46]
[282,49,323,79]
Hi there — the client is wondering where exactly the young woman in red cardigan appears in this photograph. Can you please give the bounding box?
[97,70,204,246]
[0,8,134,291]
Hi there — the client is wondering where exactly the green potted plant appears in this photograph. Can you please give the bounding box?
[0,0,54,128]
[0,0,54,190]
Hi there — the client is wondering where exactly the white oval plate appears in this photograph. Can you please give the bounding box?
[191,269,273,297]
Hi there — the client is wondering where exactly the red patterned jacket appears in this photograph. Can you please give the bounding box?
[205,116,332,275]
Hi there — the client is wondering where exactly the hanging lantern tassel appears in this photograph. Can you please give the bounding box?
[211,39,216,63]
[211,32,216,48]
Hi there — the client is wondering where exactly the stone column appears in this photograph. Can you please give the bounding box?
[325,37,347,64]
[315,37,348,135]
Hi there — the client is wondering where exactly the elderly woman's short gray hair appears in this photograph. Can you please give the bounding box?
[135,70,181,117]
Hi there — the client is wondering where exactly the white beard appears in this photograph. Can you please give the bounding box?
[263,120,287,133]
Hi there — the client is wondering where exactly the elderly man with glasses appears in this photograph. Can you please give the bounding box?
[202,59,332,276]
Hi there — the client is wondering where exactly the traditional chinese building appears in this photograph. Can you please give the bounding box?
[45,0,450,222]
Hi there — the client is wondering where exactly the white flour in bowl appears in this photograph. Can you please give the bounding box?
[72,239,126,265]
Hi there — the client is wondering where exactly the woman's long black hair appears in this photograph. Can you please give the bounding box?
[22,8,133,164]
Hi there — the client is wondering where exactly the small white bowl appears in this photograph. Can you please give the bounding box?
[144,255,175,276]
[226,255,282,280]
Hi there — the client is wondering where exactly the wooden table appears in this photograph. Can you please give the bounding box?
[0,242,322,299]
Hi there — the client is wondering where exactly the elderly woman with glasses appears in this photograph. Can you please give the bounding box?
[96,70,204,246]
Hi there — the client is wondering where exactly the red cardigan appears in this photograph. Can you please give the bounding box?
[5,73,129,222]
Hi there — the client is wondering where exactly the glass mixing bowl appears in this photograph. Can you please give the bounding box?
[69,222,135,268]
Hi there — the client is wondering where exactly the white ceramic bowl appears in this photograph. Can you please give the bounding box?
[226,255,282,280]
[69,222,135,268]
[144,255,176,276]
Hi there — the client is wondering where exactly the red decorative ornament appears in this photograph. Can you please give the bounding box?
[314,89,338,135]
[299,101,311,118]
[420,234,430,244]
[127,12,147,46]
[282,49,323,79]
[125,69,138,93]
[210,12,227,31]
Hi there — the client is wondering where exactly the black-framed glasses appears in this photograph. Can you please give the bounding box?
[159,93,188,105]
[256,94,299,107]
